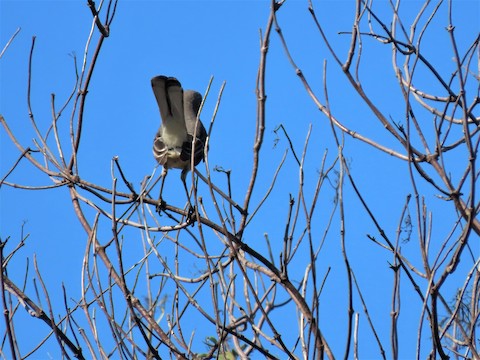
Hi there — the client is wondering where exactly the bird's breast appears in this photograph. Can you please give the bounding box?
[154,143,189,169]
[154,123,190,169]
[164,151,189,169]
[161,121,188,147]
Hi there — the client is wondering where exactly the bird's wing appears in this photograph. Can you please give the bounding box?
[181,90,208,166]
[153,132,169,166]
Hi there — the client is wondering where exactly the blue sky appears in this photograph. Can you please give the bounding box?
[1,1,479,358]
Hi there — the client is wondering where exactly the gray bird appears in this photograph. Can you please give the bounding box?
[151,75,207,211]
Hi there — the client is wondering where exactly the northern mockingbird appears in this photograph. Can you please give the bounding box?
[151,75,207,211]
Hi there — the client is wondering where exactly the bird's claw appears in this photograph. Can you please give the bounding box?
[186,205,197,225]
[156,198,167,213]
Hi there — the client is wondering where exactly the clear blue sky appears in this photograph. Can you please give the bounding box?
[1,1,479,358]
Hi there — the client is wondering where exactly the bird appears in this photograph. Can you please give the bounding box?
[151,75,207,214]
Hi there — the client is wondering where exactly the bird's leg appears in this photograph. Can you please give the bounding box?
[181,169,196,224]
[156,167,168,212]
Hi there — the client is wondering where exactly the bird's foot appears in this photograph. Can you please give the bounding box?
[186,205,197,225]
[156,198,167,213]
